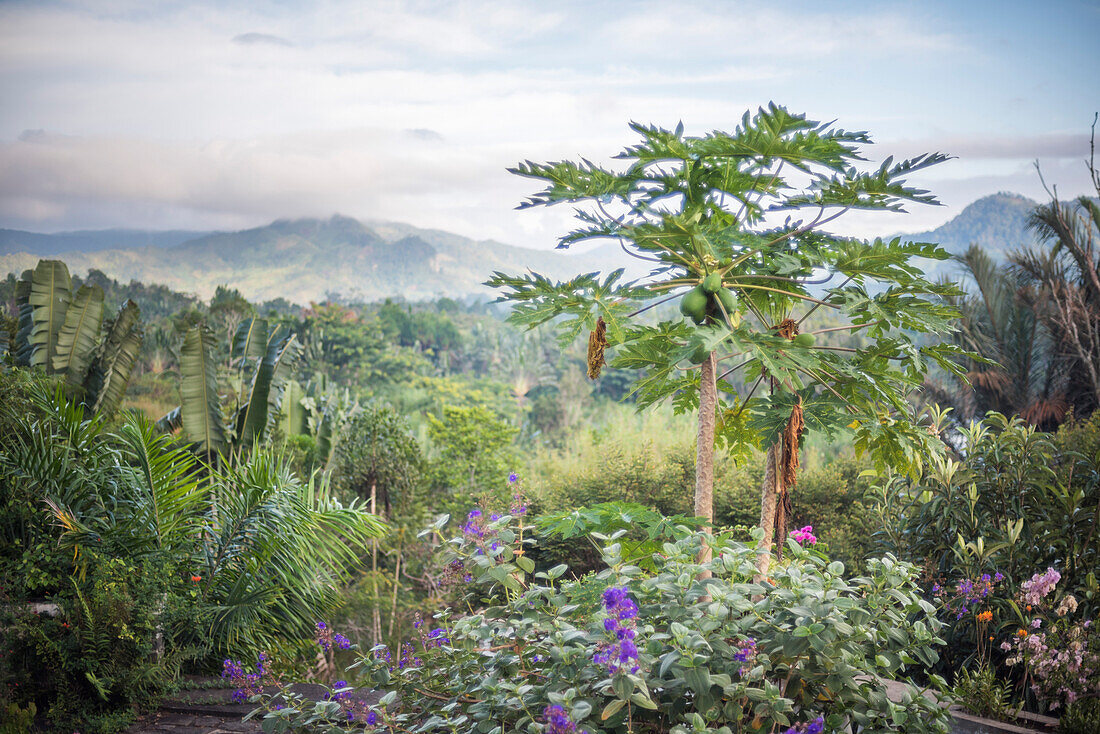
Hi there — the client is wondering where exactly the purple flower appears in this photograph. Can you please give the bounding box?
[994,572,1004,582]
[542,704,584,734]
[367,711,378,726]
[596,586,643,674]
[508,472,519,483]
[334,633,351,650]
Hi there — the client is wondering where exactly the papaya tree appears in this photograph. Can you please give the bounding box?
[5,259,143,415]
[157,317,301,463]
[488,104,967,574]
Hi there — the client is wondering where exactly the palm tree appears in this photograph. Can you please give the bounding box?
[1010,128,1100,419]
[4,386,385,657]
[929,245,1069,429]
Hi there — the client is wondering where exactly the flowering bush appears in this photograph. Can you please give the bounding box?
[238,496,952,733]
[1001,568,1100,712]
[344,506,949,733]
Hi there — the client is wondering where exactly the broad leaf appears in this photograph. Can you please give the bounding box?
[26,259,72,368]
[179,325,226,458]
[52,284,105,387]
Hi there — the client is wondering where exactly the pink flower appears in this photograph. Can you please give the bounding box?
[790,526,817,545]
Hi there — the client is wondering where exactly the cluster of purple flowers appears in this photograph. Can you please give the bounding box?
[542,704,586,734]
[221,653,268,703]
[320,680,385,725]
[593,586,641,675]
[789,525,817,545]
[508,471,528,515]
[414,612,451,649]
[315,621,352,652]
[442,558,473,586]
[462,508,487,540]
[732,637,757,676]
[324,680,352,702]
[782,716,824,734]
[931,571,1003,619]
[398,640,422,669]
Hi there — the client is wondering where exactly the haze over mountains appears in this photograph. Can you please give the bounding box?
[0,193,1043,304]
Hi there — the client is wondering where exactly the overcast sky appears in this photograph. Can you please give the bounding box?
[1,0,1097,248]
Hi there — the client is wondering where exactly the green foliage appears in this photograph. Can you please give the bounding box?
[0,702,35,734]
[490,105,964,478]
[529,419,879,574]
[873,411,1100,612]
[332,404,423,518]
[1,383,386,659]
[538,501,708,572]
[1061,698,1100,734]
[6,259,143,416]
[2,554,185,734]
[425,404,518,509]
[248,514,953,733]
[162,318,302,461]
[951,665,1015,720]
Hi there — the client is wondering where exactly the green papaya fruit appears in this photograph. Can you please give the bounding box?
[714,287,739,323]
[689,344,710,364]
[702,272,722,294]
[680,286,708,324]
[792,333,816,347]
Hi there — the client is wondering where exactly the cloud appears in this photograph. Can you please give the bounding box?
[0,0,1096,248]
[232,32,293,47]
[888,132,1091,161]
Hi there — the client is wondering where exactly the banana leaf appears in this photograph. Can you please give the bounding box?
[155,406,183,433]
[26,260,72,368]
[179,325,226,458]
[53,284,105,387]
[86,300,143,416]
[13,269,34,366]
[237,331,300,446]
[279,379,308,436]
[231,317,268,371]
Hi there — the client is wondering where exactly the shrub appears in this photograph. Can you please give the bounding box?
[2,553,185,733]
[245,508,952,733]
[873,412,1100,613]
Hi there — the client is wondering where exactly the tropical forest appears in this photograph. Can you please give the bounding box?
[1,3,1098,734]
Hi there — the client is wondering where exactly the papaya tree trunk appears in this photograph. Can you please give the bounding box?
[695,351,717,571]
[755,442,781,581]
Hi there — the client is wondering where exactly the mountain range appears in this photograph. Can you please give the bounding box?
[0,193,1044,304]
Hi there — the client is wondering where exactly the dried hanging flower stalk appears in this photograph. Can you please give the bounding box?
[586,317,608,379]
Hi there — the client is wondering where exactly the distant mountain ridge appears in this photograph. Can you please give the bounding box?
[0,193,1044,303]
[897,192,1039,258]
[0,215,613,303]
[0,227,212,256]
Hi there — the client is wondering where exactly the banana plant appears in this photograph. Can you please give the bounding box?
[278,371,363,469]
[157,317,302,463]
[4,259,143,416]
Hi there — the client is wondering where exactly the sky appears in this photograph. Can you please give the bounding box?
[0,0,1097,249]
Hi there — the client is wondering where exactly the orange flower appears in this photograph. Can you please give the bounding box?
[1016,628,1028,638]
[190,575,202,582]
[977,610,993,623]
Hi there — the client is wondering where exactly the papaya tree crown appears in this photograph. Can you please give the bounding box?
[487,104,970,477]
